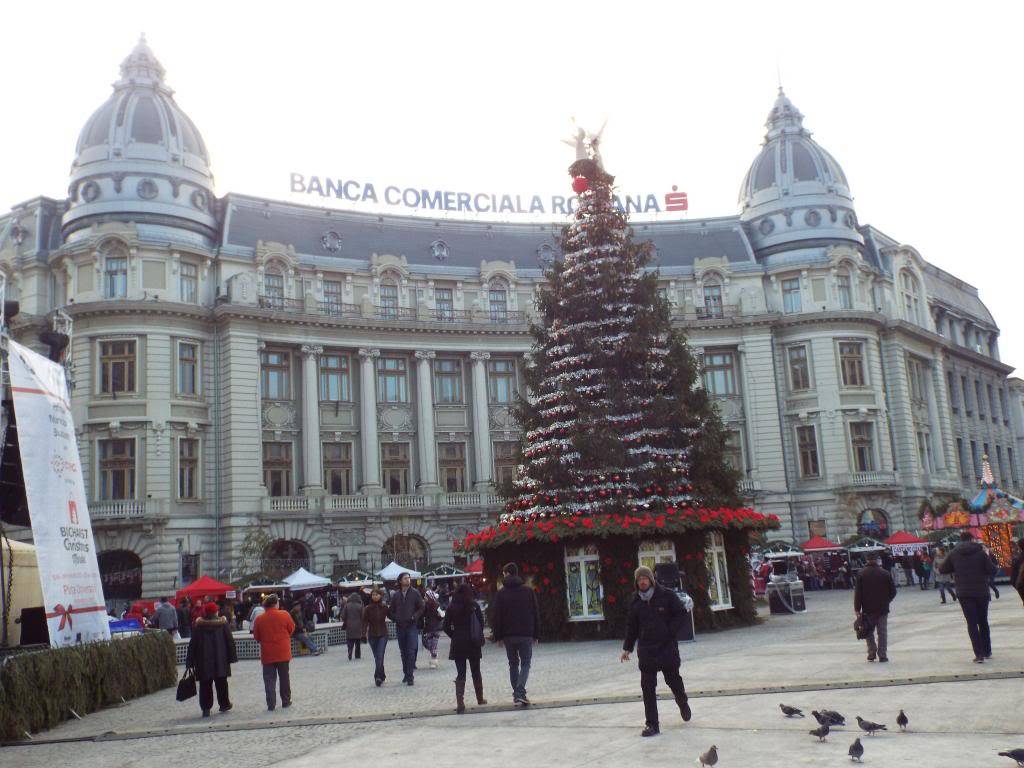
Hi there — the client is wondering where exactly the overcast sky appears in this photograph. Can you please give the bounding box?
[2,2,1022,368]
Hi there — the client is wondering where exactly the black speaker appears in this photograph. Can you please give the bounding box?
[17,606,49,646]
[655,562,681,589]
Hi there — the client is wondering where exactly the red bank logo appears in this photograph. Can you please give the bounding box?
[68,500,79,525]
[664,186,688,212]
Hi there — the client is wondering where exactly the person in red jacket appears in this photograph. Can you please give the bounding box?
[252,594,296,711]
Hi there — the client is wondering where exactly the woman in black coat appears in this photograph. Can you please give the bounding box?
[442,583,487,713]
[186,602,238,717]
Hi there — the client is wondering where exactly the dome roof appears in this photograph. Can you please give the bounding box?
[63,36,217,240]
[738,89,862,255]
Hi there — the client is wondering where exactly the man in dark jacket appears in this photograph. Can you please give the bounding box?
[177,598,192,639]
[150,596,179,635]
[620,565,690,737]
[853,553,897,662]
[186,602,238,717]
[491,563,541,705]
[389,573,424,685]
[939,531,997,662]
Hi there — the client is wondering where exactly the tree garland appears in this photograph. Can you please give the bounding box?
[456,506,778,552]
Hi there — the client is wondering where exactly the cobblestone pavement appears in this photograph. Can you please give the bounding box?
[5,587,1023,767]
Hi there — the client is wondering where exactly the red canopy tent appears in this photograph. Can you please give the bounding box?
[176,575,234,601]
[884,530,928,556]
[465,559,484,574]
[800,535,843,552]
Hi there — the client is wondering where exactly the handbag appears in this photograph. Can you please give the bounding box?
[469,607,485,647]
[176,666,197,702]
[853,614,872,640]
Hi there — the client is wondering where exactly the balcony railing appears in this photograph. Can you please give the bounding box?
[90,500,153,519]
[681,304,739,321]
[261,492,505,514]
[242,294,529,327]
[835,471,899,488]
[258,295,304,312]
[737,479,762,495]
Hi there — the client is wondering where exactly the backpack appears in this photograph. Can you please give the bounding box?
[468,606,485,647]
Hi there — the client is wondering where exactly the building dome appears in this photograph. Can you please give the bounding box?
[738,88,862,256]
[62,35,217,240]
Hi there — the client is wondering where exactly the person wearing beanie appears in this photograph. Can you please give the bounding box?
[185,599,238,717]
[620,564,690,737]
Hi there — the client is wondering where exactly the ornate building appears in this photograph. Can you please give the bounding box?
[2,40,1020,600]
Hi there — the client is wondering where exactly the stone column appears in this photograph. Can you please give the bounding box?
[414,350,440,491]
[358,348,382,494]
[470,351,493,490]
[300,345,324,495]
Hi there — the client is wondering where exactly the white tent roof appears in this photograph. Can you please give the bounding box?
[376,561,422,580]
[282,567,332,590]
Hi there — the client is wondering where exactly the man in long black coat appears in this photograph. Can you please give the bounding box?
[620,565,691,737]
[186,602,238,717]
[853,553,897,662]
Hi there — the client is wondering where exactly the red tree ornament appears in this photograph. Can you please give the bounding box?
[571,176,590,194]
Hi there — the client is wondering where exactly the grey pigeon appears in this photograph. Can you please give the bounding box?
[849,738,864,762]
[698,745,718,767]
[998,749,1024,766]
[822,709,846,726]
[896,709,908,731]
[780,703,804,717]
[856,716,887,736]
[809,723,830,742]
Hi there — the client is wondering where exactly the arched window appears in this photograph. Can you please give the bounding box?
[381,534,429,572]
[263,539,310,579]
[262,268,285,309]
[488,279,509,322]
[857,509,889,538]
[702,279,724,318]
[379,277,400,319]
[98,549,143,601]
[836,268,853,310]
[899,270,922,325]
[100,241,129,299]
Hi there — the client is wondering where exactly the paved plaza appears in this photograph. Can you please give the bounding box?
[5,587,1023,767]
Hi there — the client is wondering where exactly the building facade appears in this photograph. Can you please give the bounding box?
[2,40,1021,599]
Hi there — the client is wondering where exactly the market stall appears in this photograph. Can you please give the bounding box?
[282,567,332,591]
[376,561,421,582]
[884,530,929,557]
[421,563,468,581]
[175,575,235,602]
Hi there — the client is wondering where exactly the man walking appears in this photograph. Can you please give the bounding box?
[939,531,997,663]
[389,572,424,685]
[150,596,179,638]
[620,566,690,737]
[853,553,897,662]
[252,594,295,710]
[932,547,957,604]
[491,563,541,706]
[1011,538,1024,606]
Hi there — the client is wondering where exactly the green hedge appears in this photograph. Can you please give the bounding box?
[0,631,177,741]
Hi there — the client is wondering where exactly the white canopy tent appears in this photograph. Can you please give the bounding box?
[282,567,332,591]
[376,561,422,581]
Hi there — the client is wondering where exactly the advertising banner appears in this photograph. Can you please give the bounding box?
[8,339,110,646]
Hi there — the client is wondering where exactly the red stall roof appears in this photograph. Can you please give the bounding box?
[884,530,928,546]
[176,575,234,601]
[801,535,843,551]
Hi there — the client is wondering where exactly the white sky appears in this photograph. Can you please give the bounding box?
[2,1,1022,368]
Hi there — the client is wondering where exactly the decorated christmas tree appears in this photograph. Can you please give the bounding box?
[505,154,738,520]
[457,136,777,639]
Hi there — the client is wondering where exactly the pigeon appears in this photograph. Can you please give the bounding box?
[780,703,804,717]
[698,745,718,767]
[822,709,847,726]
[998,749,1024,766]
[849,738,864,762]
[856,716,887,736]
[809,723,830,742]
[813,709,845,727]
[896,709,909,731]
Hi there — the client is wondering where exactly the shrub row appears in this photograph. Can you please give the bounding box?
[0,631,176,741]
